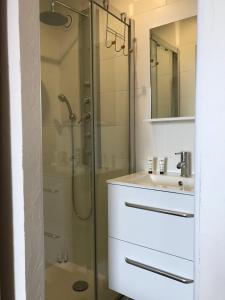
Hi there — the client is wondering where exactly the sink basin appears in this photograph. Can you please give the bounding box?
[107,171,194,194]
[131,173,194,191]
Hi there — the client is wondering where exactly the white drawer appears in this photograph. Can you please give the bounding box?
[108,184,194,260]
[109,238,194,300]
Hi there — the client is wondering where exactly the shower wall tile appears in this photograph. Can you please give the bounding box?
[40,24,62,61]
[41,61,61,126]
[112,126,130,159]
[43,175,73,265]
[100,92,116,125]
[42,124,76,171]
[99,91,129,126]
[42,126,59,168]
[100,126,129,170]
[115,91,129,126]
[100,55,129,93]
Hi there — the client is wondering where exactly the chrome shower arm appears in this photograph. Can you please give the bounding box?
[53,0,88,17]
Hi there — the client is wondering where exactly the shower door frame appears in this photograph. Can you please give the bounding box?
[88,1,135,299]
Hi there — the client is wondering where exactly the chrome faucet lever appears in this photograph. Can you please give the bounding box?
[175,151,192,177]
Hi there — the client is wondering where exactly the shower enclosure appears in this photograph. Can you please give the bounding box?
[40,0,134,299]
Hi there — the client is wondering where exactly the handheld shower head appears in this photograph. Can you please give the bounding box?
[58,94,67,103]
[58,94,76,121]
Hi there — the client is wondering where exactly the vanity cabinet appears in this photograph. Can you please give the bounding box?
[108,182,195,300]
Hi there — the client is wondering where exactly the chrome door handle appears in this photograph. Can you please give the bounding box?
[125,257,194,284]
[125,202,194,218]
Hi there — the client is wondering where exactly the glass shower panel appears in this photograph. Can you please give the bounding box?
[40,1,95,299]
[92,4,130,300]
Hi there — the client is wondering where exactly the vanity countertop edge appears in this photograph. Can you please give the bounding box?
[107,172,195,196]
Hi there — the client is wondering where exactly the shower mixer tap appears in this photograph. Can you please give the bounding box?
[83,97,91,104]
[78,112,91,124]
[175,151,192,177]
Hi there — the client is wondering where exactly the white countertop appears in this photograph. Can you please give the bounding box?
[107,171,195,195]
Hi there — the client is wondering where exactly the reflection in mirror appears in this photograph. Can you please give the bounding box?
[150,16,197,119]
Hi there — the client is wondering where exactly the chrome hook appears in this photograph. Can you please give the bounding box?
[114,34,123,52]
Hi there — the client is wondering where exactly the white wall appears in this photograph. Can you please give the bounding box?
[7,1,26,298]
[7,0,44,299]
[111,0,197,172]
[19,0,45,298]
[195,0,225,299]
[0,0,16,298]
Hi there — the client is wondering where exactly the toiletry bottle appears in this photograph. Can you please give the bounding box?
[147,158,153,174]
[147,157,156,174]
[159,158,165,175]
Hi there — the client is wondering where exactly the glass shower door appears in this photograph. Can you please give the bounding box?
[40,1,95,299]
[92,3,131,300]
[40,1,133,299]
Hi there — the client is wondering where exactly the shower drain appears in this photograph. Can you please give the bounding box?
[72,281,89,292]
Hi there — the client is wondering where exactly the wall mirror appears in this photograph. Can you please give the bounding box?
[150,16,197,120]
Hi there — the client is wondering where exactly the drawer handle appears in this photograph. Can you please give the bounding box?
[125,202,194,218]
[125,257,194,284]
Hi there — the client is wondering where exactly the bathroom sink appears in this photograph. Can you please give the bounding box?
[131,173,194,191]
[107,172,194,194]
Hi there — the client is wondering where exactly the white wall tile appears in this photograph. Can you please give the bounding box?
[135,48,151,89]
[113,0,196,172]
[132,0,166,16]
[166,0,180,4]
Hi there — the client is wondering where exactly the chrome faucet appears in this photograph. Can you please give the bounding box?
[175,151,192,177]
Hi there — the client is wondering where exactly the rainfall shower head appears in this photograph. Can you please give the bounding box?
[58,94,76,121]
[40,0,69,26]
[40,11,69,26]
[40,0,87,26]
